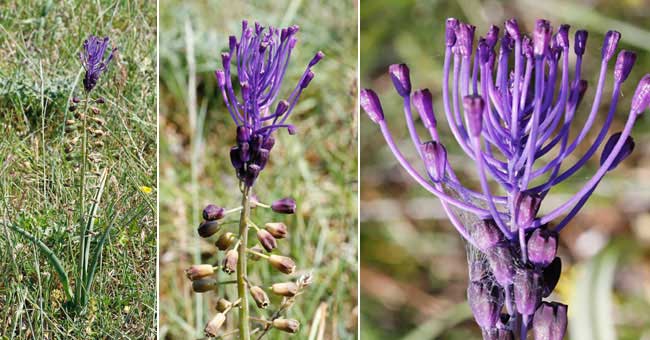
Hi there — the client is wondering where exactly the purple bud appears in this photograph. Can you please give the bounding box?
[471,219,503,252]
[532,302,568,340]
[236,126,251,144]
[389,64,412,97]
[198,220,220,238]
[485,25,499,49]
[483,328,514,340]
[412,89,436,128]
[514,190,542,230]
[203,204,225,221]
[574,30,588,56]
[240,142,250,162]
[504,19,520,40]
[542,257,562,297]
[300,70,314,89]
[556,24,570,49]
[215,70,226,87]
[463,95,485,137]
[230,147,243,169]
[514,269,543,317]
[245,164,261,187]
[271,197,296,214]
[255,148,270,169]
[500,33,513,54]
[477,38,491,64]
[522,36,533,59]
[533,19,552,56]
[632,74,650,115]
[360,89,385,124]
[445,18,459,47]
[275,100,289,116]
[600,132,635,171]
[467,281,503,329]
[309,51,325,67]
[257,229,277,252]
[468,259,489,282]
[229,35,237,51]
[453,23,475,56]
[614,50,636,83]
[221,52,231,69]
[421,141,447,181]
[487,245,515,286]
[601,30,621,61]
[287,125,297,135]
[527,227,558,267]
[262,136,276,150]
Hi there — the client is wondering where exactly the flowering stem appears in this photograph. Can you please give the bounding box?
[237,185,252,340]
[75,93,90,309]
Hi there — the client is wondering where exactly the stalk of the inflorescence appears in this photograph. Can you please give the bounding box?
[238,185,252,340]
[75,94,90,308]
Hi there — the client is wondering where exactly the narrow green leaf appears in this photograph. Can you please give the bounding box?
[5,223,73,300]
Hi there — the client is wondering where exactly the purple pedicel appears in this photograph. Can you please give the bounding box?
[361,17,650,339]
[79,35,117,93]
[216,21,324,187]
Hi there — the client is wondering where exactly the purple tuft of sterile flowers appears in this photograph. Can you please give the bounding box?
[215,21,324,187]
[362,18,650,340]
[79,35,117,93]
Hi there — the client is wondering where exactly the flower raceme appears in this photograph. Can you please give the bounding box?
[362,18,650,340]
[216,21,324,187]
[79,35,117,93]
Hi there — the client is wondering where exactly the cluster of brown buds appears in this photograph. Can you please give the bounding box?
[64,96,108,172]
[185,195,310,338]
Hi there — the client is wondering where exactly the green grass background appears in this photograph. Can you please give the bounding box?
[360,0,650,339]
[158,0,358,339]
[0,0,157,338]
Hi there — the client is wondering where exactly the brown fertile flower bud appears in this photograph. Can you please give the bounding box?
[216,298,232,312]
[68,105,77,112]
[96,97,106,104]
[268,255,296,274]
[91,106,101,114]
[198,220,220,238]
[257,229,277,252]
[203,204,225,221]
[72,96,81,103]
[249,286,270,309]
[215,232,236,250]
[265,222,288,239]
[204,313,227,337]
[248,245,264,261]
[66,119,76,125]
[270,282,299,297]
[222,250,238,274]
[185,264,215,281]
[192,278,217,293]
[74,112,84,119]
[272,318,300,334]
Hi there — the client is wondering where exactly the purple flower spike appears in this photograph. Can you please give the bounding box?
[533,19,552,56]
[421,141,447,181]
[614,50,637,83]
[471,219,503,252]
[601,30,621,61]
[79,35,117,93]
[574,30,588,56]
[631,74,650,115]
[360,89,385,124]
[216,21,322,187]
[445,18,459,47]
[504,19,520,40]
[463,95,485,137]
[532,302,568,340]
[389,64,412,97]
[527,227,558,267]
[514,269,542,317]
[468,281,503,329]
[413,89,436,129]
[600,132,635,171]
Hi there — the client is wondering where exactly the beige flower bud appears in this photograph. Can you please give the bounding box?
[222,250,238,274]
[270,282,299,297]
[272,318,300,333]
[216,298,232,312]
[192,278,217,293]
[268,255,296,275]
[250,286,270,309]
[185,264,214,281]
[257,229,277,252]
[204,313,227,337]
[265,222,288,239]
[215,232,236,251]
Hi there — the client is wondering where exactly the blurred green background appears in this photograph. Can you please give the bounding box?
[159,0,358,339]
[360,0,650,339]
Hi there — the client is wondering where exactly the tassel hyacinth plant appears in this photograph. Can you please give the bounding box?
[184,20,323,340]
[361,18,650,340]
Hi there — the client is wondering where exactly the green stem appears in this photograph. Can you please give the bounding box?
[75,94,90,308]
[237,185,252,340]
